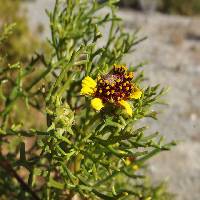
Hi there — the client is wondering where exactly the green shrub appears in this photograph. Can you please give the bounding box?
[0,1,175,199]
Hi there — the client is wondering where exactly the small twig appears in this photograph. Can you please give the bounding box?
[0,155,41,200]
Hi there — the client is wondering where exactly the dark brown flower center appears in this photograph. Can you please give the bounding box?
[94,66,134,103]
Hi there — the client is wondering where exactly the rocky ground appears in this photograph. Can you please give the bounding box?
[24,1,200,199]
[120,10,200,200]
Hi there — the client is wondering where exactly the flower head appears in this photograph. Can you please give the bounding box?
[80,64,142,116]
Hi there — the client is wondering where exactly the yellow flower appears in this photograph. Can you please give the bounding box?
[119,100,132,116]
[91,98,104,111]
[132,164,139,171]
[130,87,142,99]
[124,157,139,170]
[125,158,131,166]
[80,76,97,95]
[80,65,142,116]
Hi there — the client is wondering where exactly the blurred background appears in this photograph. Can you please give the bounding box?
[1,0,200,199]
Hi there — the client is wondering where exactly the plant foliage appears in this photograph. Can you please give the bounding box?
[0,1,175,199]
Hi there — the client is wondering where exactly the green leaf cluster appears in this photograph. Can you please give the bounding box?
[0,0,175,199]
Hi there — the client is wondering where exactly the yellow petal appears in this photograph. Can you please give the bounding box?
[80,76,97,95]
[130,88,142,99]
[80,87,94,95]
[119,100,133,117]
[91,98,104,111]
[82,76,96,88]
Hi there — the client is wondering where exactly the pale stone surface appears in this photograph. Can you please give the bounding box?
[24,1,200,199]
[119,10,200,200]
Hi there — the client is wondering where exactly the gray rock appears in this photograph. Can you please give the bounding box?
[118,10,200,199]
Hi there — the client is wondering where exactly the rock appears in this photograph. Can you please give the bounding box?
[118,9,200,200]
[149,142,200,200]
